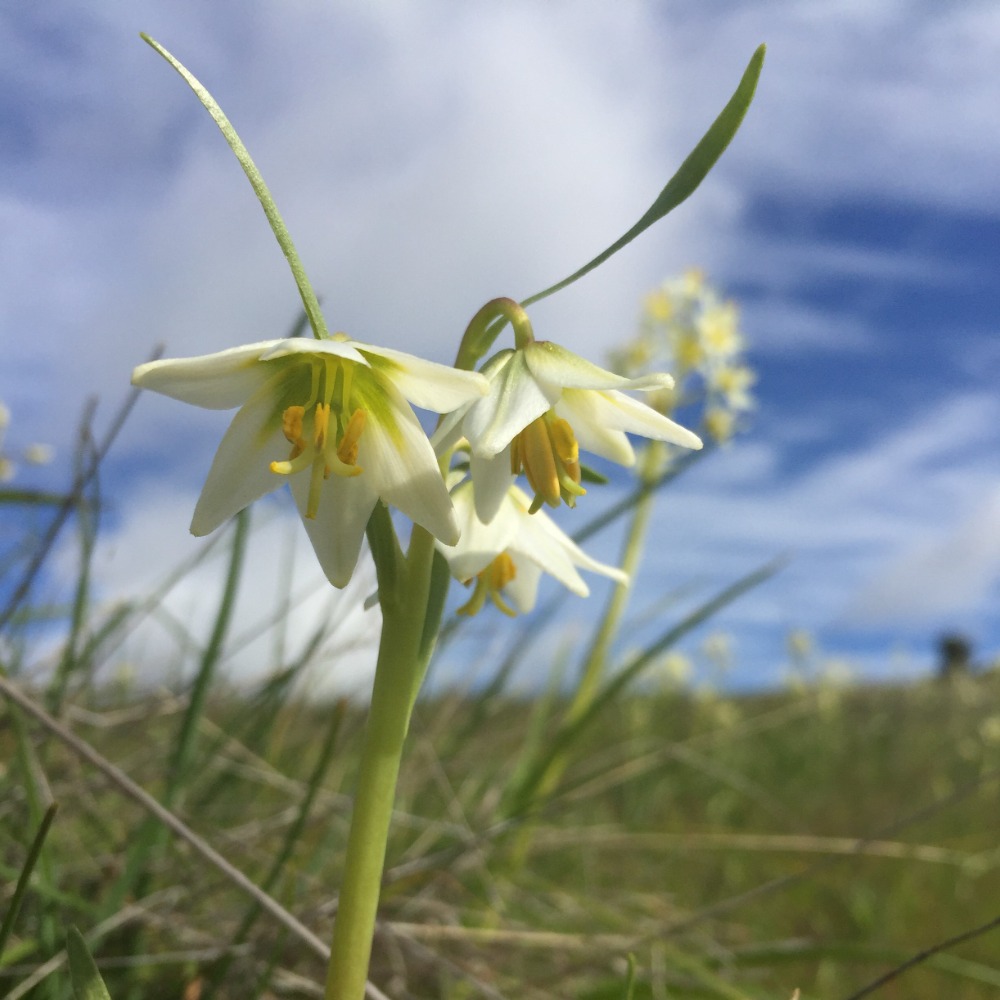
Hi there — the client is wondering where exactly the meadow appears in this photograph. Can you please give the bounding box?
[3,623,1000,999]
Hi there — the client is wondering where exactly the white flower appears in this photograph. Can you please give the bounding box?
[132,335,488,587]
[438,479,627,616]
[437,340,702,522]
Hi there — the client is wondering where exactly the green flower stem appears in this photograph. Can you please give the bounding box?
[507,440,661,833]
[140,34,330,342]
[568,441,662,716]
[454,297,535,371]
[324,525,438,1000]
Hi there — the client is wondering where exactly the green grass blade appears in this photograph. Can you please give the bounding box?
[0,803,58,963]
[505,558,783,815]
[523,44,765,307]
[66,927,112,1000]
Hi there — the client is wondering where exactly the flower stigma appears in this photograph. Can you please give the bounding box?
[269,355,367,519]
[456,552,519,617]
[510,411,586,513]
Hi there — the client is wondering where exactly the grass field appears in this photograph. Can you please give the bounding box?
[4,658,1000,999]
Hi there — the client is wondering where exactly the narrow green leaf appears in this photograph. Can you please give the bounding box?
[66,927,112,1000]
[523,44,765,307]
[622,954,638,1000]
[0,803,58,963]
[140,33,328,340]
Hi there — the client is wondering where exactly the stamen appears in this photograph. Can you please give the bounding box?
[313,402,330,449]
[337,408,366,467]
[519,418,560,507]
[456,552,519,618]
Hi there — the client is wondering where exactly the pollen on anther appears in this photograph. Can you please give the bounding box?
[337,408,366,466]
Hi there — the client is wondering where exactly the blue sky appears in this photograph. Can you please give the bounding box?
[3,2,1000,692]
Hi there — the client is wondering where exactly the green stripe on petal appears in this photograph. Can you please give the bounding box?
[190,369,292,535]
[356,345,489,412]
[359,379,460,545]
[524,341,637,391]
[464,351,552,457]
[289,471,378,588]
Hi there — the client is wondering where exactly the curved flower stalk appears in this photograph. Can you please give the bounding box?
[132,336,488,586]
[438,478,627,617]
[438,305,703,523]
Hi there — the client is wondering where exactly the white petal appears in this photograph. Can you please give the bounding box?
[439,482,519,579]
[259,337,370,365]
[132,340,285,409]
[524,340,636,391]
[289,473,378,588]
[470,448,515,524]
[463,350,551,457]
[190,370,289,535]
[357,345,489,412]
[585,389,704,449]
[555,392,637,465]
[358,381,460,545]
[503,555,543,614]
[430,404,469,456]
[508,486,628,592]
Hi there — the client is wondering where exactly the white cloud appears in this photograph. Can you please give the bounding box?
[43,484,381,697]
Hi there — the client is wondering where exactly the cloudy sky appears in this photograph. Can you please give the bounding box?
[3,1,999,691]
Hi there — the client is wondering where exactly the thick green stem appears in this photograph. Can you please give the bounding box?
[323,526,437,1000]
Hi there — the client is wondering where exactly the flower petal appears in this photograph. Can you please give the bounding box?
[463,351,552,457]
[554,391,637,465]
[358,379,460,545]
[470,447,515,524]
[289,472,378,588]
[558,388,703,458]
[132,340,285,409]
[356,345,489,412]
[439,481,519,579]
[592,389,704,449]
[507,485,628,593]
[190,370,290,535]
[503,555,543,614]
[523,340,638,391]
[259,337,370,366]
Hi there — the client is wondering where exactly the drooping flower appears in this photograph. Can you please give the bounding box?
[132,335,488,587]
[439,339,702,522]
[438,479,627,617]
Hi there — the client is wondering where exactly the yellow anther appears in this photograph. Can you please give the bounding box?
[456,553,518,618]
[511,412,586,511]
[548,418,579,467]
[519,417,560,507]
[486,551,516,590]
[337,408,366,467]
[281,405,307,457]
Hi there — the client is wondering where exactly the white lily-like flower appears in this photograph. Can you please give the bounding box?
[437,339,703,522]
[132,335,489,587]
[438,478,628,617]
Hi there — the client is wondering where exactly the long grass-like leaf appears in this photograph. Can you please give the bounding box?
[505,558,783,815]
[522,45,765,307]
[65,928,112,1000]
[0,803,58,964]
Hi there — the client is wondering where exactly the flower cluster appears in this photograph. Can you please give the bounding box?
[0,401,54,484]
[610,269,754,445]
[133,300,704,611]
